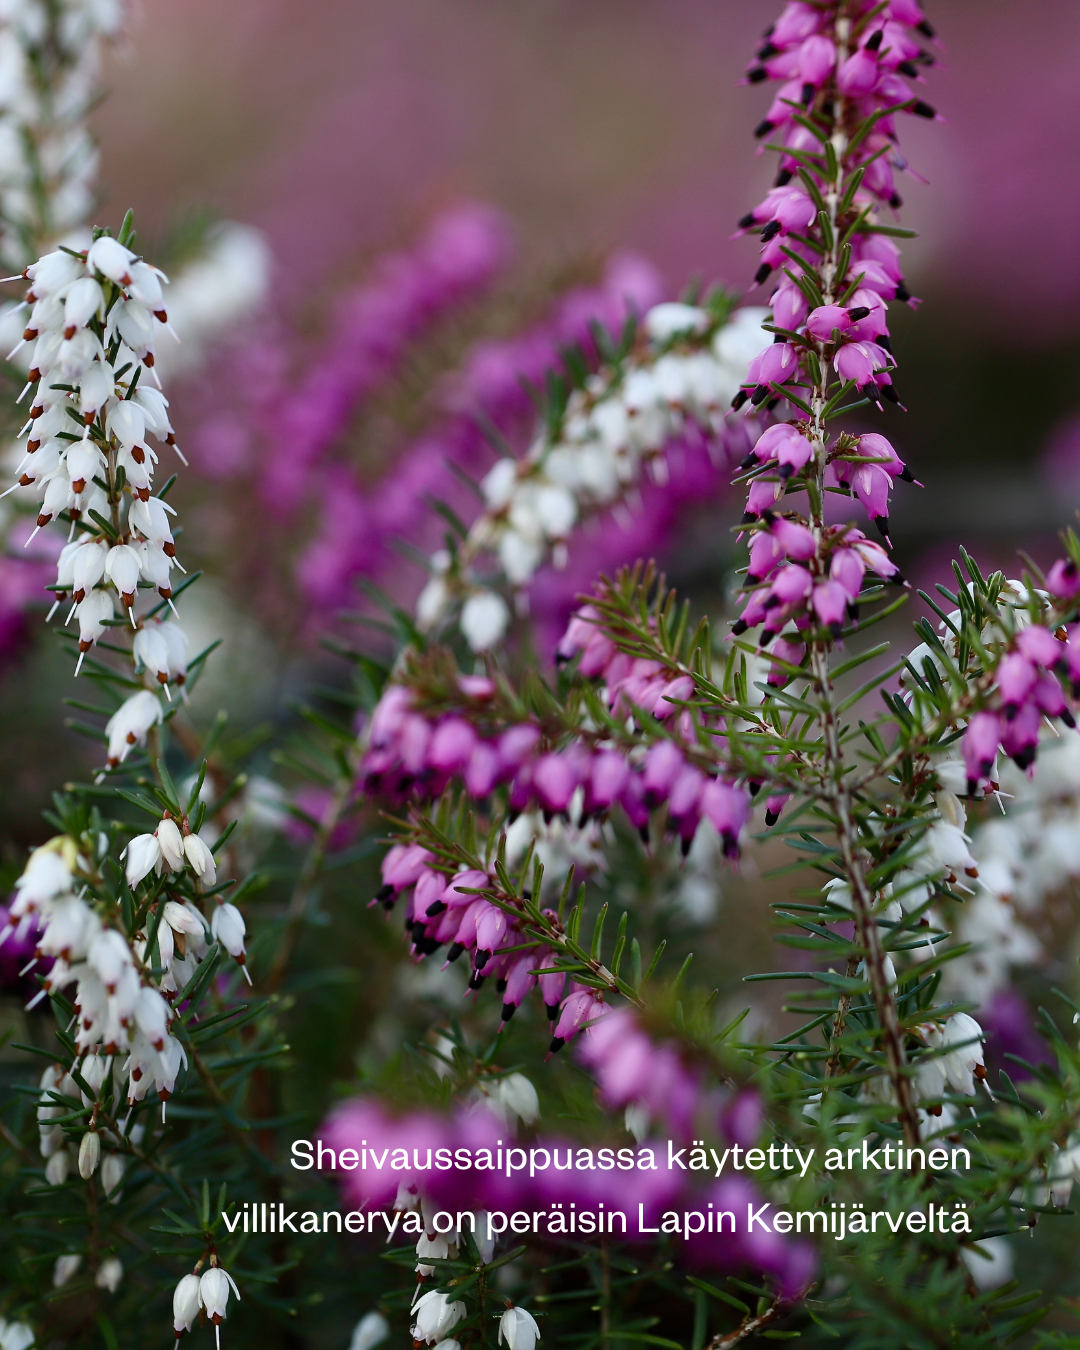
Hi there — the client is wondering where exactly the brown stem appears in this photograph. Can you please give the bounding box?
[264,769,354,993]
[709,1296,790,1349]
[824,953,860,1079]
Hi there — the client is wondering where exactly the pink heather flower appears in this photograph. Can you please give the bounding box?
[771,2,822,47]
[766,513,816,558]
[700,781,750,857]
[550,985,606,1052]
[834,341,889,389]
[764,562,814,612]
[586,751,630,814]
[1001,700,1041,771]
[744,475,782,520]
[642,741,685,804]
[767,635,805,686]
[532,752,583,815]
[837,45,880,97]
[830,547,866,598]
[811,579,849,634]
[499,724,541,772]
[1016,625,1062,666]
[427,718,478,774]
[805,304,853,340]
[748,530,784,582]
[849,462,893,533]
[963,715,1003,795]
[797,33,837,85]
[1033,670,1071,722]
[1047,557,1080,599]
[463,742,501,797]
[771,281,809,331]
[996,652,1038,718]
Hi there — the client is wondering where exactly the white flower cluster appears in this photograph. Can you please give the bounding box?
[9,841,188,1115]
[2,234,189,696]
[416,303,771,652]
[946,729,1080,1005]
[173,1265,240,1349]
[0,0,124,269]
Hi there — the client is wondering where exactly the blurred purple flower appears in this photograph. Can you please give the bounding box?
[0,904,49,999]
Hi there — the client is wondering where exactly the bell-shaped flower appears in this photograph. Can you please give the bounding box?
[87,236,136,286]
[124,833,162,887]
[461,590,509,652]
[183,834,217,886]
[104,690,162,767]
[499,1306,541,1350]
[63,277,104,336]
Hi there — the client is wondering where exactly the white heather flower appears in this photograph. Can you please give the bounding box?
[173,1273,202,1335]
[134,985,171,1050]
[87,236,135,286]
[87,927,132,991]
[100,1152,125,1201]
[77,1130,100,1178]
[53,1253,82,1288]
[183,834,217,886]
[104,689,162,767]
[644,302,708,343]
[348,1312,390,1350]
[415,1232,451,1277]
[45,1147,72,1185]
[155,817,185,871]
[410,1291,466,1345]
[1,1324,34,1350]
[494,1072,540,1125]
[103,542,141,608]
[498,1307,541,1350]
[199,1266,240,1345]
[74,587,112,661]
[461,590,510,652]
[95,1256,123,1293]
[481,457,518,510]
[961,1238,1014,1291]
[124,833,162,887]
[211,902,248,977]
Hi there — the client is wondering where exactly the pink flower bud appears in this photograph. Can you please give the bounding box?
[797,33,836,84]
[837,46,880,96]
[1047,557,1080,599]
[1016,625,1062,668]
[768,513,816,557]
[700,780,750,856]
[771,281,808,331]
[1001,700,1041,771]
[533,752,582,814]
[996,652,1038,717]
[427,718,477,774]
[806,305,852,340]
[642,741,684,803]
[963,711,1002,792]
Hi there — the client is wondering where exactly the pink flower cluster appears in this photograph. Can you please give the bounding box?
[731,507,903,655]
[362,652,751,856]
[963,611,1080,793]
[735,1,939,411]
[576,1007,701,1140]
[373,843,568,1028]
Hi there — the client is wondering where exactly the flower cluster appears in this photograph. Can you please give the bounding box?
[363,641,752,855]
[415,301,771,651]
[736,0,939,404]
[7,840,186,1111]
[0,0,123,270]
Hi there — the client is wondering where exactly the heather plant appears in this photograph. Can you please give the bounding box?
[5,2,1080,1350]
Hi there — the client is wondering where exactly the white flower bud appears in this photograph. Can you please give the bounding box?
[460,590,509,652]
[124,833,162,887]
[644,302,708,343]
[79,360,115,418]
[104,543,141,606]
[411,1291,466,1345]
[100,1152,125,1202]
[494,1072,539,1125]
[210,902,246,962]
[173,1273,202,1334]
[183,834,217,886]
[105,399,146,450]
[498,1306,541,1350]
[155,817,185,871]
[77,1132,99,1179]
[95,1256,123,1292]
[105,690,162,766]
[87,236,136,285]
[199,1265,240,1328]
[2,1323,35,1350]
[53,1253,82,1287]
[63,277,105,334]
[45,1148,72,1186]
[480,457,518,510]
[349,1312,390,1350]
